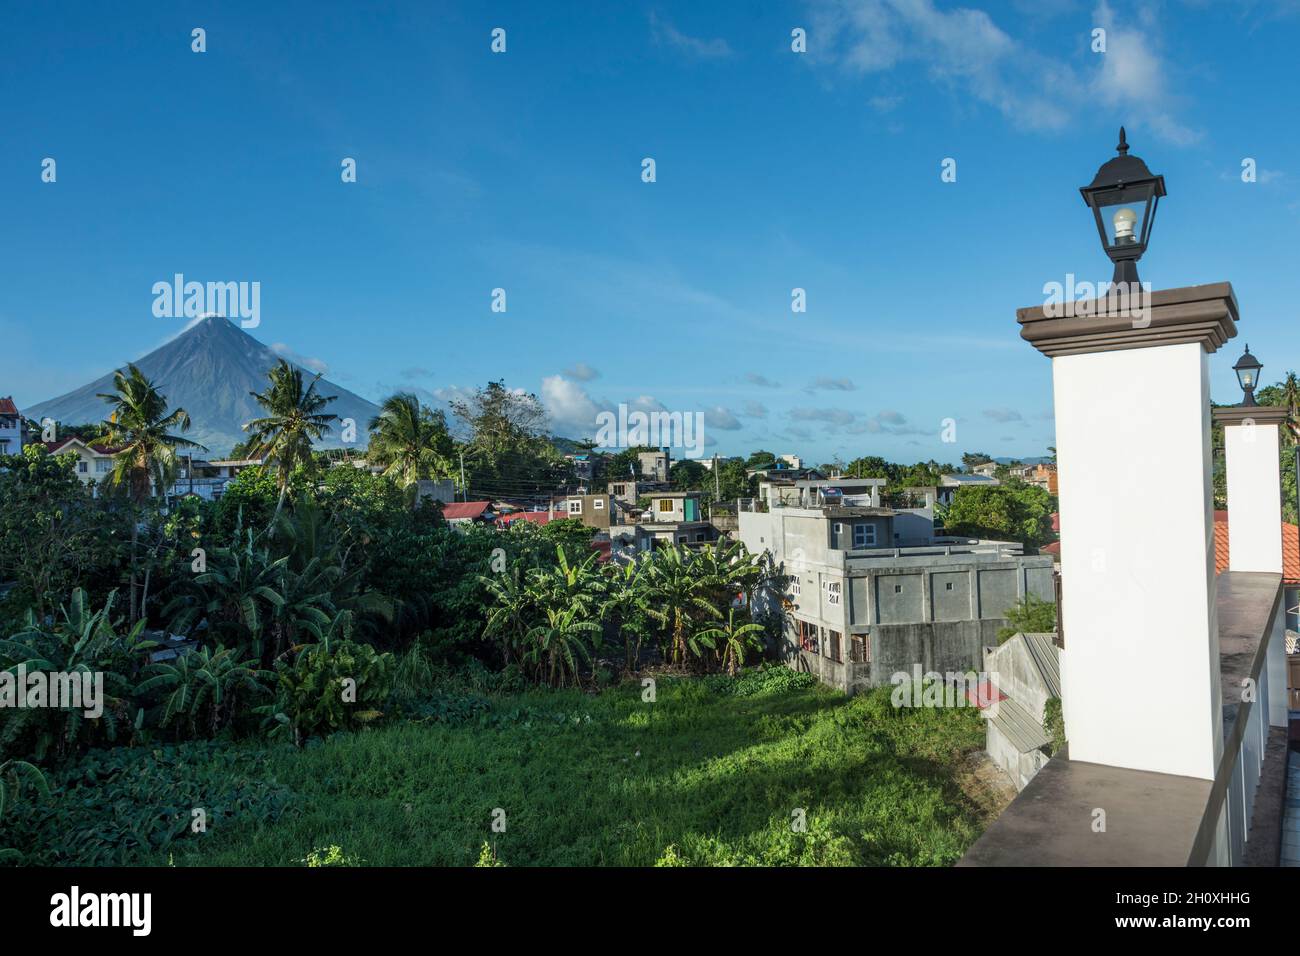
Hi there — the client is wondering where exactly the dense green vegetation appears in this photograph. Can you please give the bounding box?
[0,361,1049,867]
[0,669,998,867]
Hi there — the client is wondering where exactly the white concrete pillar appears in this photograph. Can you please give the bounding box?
[1214,404,1290,730]
[1218,408,1284,573]
[1018,283,1239,780]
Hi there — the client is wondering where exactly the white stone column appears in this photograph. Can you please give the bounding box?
[1018,283,1239,780]
[1216,404,1291,729]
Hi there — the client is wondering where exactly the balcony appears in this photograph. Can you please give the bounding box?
[961,570,1288,866]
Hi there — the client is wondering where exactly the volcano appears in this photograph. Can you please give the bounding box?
[23,316,380,456]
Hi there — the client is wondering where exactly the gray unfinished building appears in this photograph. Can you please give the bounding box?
[737,478,1055,695]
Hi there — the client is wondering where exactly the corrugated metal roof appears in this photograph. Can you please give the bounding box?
[1020,632,1061,699]
[989,696,1051,753]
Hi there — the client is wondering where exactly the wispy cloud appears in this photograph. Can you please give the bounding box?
[809,0,1198,144]
[745,372,782,388]
[805,376,856,392]
[562,362,600,382]
[649,11,733,59]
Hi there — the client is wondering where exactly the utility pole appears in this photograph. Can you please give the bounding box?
[459,450,466,502]
[713,454,720,499]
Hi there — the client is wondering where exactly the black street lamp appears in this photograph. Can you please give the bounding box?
[1080,127,1167,286]
[1233,344,1263,406]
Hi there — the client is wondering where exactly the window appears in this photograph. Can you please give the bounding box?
[852,523,875,548]
[825,582,842,606]
[695,532,706,542]
[832,522,843,534]
[568,500,583,514]
[77,461,88,473]
[612,484,625,496]
[893,584,902,594]
[828,630,842,663]
[658,499,674,513]
[96,460,110,473]
[593,498,604,510]
[851,635,868,663]
[798,620,818,653]
[945,582,954,591]
[790,578,801,597]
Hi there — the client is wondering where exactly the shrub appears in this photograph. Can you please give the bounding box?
[0,588,154,762]
[1043,697,1066,756]
[137,645,274,740]
[0,741,293,865]
[262,640,395,745]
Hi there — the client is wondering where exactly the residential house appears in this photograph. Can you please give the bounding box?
[637,450,670,483]
[441,501,497,526]
[641,490,717,549]
[43,437,118,487]
[552,493,613,532]
[937,472,1001,507]
[738,481,1054,695]
[0,398,26,454]
[168,457,264,501]
[607,479,638,508]
[971,461,999,477]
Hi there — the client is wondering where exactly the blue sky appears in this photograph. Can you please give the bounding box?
[3,0,1300,466]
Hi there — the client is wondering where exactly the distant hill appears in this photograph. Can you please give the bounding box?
[23,316,380,457]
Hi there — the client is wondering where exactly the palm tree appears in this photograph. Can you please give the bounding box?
[1281,371,1300,444]
[694,608,767,676]
[602,559,651,672]
[642,546,721,667]
[98,363,205,622]
[243,360,338,525]
[524,606,598,687]
[367,392,454,494]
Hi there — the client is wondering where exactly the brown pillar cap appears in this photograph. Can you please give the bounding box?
[1018,282,1239,358]
[1212,405,1289,425]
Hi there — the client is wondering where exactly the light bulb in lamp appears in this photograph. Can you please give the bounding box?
[1112,207,1138,244]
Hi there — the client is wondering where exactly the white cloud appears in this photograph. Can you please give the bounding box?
[540,375,603,437]
[983,407,1024,423]
[562,362,600,382]
[745,372,781,388]
[742,400,769,419]
[704,406,742,430]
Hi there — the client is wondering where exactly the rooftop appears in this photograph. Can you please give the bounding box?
[1212,509,1300,585]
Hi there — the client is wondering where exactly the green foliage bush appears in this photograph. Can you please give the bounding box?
[0,589,153,762]
[263,639,395,744]
[0,741,293,865]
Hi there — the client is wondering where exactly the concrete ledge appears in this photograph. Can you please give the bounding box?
[959,749,1212,866]
[1243,726,1290,866]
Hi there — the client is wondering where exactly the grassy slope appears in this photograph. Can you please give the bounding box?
[152,674,997,867]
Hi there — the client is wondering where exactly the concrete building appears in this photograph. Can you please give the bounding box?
[641,490,716,548]
[0,398,26,455]
[553,493,613,532]
[738,487,1055,695]
[937,473,1001,507]
[168,457,264,501]
[637,450,670,483]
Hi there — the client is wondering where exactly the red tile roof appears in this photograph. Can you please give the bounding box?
[441,500,492,521]
[1213,509,1300,585]
[497,510,554,527]
[0,397,19,416]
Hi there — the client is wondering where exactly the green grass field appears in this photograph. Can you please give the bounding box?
[5,668,1007,867]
